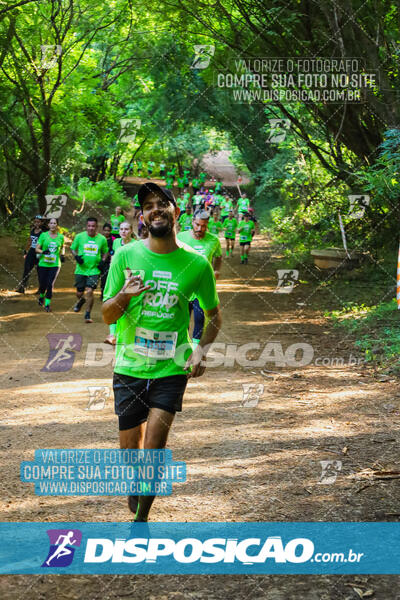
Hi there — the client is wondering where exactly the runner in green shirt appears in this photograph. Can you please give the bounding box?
[105,222,136,346]
[159,162,166,177]
[177,209,222,345]
[183,190,191,204]
[220,196,234,222]
[177,176,185,190]
[147,160,155,177]
[110,207,125,237]
[177,195,189,214]
[238,212,255,264]
[71,217,109,323]
[208,212,223,236]
[178,205,193,230]
[191,177,200,192]
[183,168,190,185]
[237,193,251,220]
[199,171,207,185]
[192,192,203,210]
[102,181,221,522]
[136,159,142,176]
[35,218,65,312]
[215,178,223,193]
[166,169,174,189]
[223,210,238,257]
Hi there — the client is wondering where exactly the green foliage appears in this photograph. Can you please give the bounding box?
[51,177,130,214]
[327,299,400,369]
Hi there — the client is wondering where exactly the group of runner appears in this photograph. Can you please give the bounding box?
[175,187,255,264]
[14,178,257,522]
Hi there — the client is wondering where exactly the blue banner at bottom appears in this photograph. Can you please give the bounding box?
[0,522,398,574]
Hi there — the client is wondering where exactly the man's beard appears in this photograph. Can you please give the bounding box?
[145,212,174,237]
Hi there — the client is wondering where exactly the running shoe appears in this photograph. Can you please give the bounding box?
[38,297,44,306]
[104,335,116,346]
[15,285,25,294]
[44,305,51,313]
[84,311,93,323]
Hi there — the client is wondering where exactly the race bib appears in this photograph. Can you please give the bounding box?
[133,327,178,360]
[240,235,248,242]
[83,242,99,255]
[43,253,56,263]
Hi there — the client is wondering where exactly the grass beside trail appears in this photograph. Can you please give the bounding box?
[327,299,400,371]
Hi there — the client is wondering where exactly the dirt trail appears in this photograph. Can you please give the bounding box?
[0,233,399,598]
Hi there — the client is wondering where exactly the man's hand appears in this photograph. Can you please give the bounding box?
[121,268,151,297]
[184,345,206,378]
[75,254,84,265]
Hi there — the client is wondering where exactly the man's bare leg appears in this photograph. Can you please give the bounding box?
[120,423,146,515]
[84,287,95,322]
[134,407,175,522]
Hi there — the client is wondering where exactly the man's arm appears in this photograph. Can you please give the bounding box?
[102,273,150,325]
[185,305,222,378]
[212,255,222,279]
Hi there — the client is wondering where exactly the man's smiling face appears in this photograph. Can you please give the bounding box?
[141,193,179,238]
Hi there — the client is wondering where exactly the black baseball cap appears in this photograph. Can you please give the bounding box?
[137,182,176,209]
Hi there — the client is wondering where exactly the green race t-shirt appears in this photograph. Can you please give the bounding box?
[37,231,64,268]
[103,241,219,378]
[208,220,223,235]
[178,213,192,231]
[215,182,223,192]
[238,197,250,213]
[238,220,255,243]
[71,232,108,275]
[133,194,140,208]
[183,192,191,202]
[221,199,233,216]
[177,197,188,211]
[110,214,125,234]
[192,178,200,188]
[192,194,203,207]
[224,218,238,238]
[112,237,136,254]
[177,230,222,264]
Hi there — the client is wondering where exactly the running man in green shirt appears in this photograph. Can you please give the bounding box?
[238,212,255,264]
[166,169,175,189]
[35,218,65,312]
[178,205,193,231]
[102,182,222,522]
[147,160,155,177]
[71,217,109,323]
[237,193,251,220]
[220,196,234,223]
[191,177,200,193]
[223,210,238,258]
[208,212,223,236]
[199,171,207,185]
[104,222,136,346]
[159,162,166,178]
[176,195,189,215]
[110,206,125,237]
[177,209,222,346]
